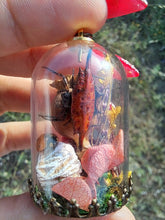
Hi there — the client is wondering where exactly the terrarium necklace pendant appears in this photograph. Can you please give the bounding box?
[29,1,148,217]
[29,30,132,217]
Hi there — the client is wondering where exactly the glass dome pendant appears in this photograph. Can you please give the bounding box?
[28,29,135,217]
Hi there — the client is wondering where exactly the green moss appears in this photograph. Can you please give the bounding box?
[96,171,124,213]
[79,209,88,215]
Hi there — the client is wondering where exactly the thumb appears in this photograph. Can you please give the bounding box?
[0,193,135,220]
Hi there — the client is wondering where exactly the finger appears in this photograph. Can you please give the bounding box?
[0,75,30,114]
[0,121,31,157]
[0,45,54,77]
[0,75,58,114]
[0,193,135,220]
[105,206,136,220]
[0,0,107,57]
[0,120,57,157]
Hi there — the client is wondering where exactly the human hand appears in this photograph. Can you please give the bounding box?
[0,1,135,219]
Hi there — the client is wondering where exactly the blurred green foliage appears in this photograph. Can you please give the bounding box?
[0,113,31,197]
[0,1,165,219]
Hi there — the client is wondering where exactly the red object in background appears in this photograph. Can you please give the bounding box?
[116,55,139,78]
[106,0,148,18]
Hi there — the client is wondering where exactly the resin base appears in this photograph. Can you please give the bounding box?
[28,174,133,218]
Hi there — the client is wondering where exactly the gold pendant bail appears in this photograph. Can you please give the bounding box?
[77,29,84,37]
[74,29,93,42]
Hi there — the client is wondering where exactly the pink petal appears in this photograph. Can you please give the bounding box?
[82,145,117,177]
[106,0,148,19]
[81,140,124,183]
[80,130,124,199]
[52,177,92,211]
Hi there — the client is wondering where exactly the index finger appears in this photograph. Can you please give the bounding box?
[0,0,107,57]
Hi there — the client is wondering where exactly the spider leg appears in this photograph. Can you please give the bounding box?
[39,114,63,121]
[42,66,69,91]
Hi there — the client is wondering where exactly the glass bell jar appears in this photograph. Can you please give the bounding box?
[29,32,133,218]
